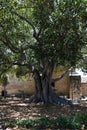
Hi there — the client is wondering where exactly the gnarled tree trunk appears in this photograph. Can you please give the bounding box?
[28,68,72,105]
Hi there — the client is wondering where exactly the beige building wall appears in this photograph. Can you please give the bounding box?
[81,83,87,95]
[52,71,70,97]
[1,71,87,98]
[0,70,70,97]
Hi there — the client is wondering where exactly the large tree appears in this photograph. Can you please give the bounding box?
[0,0,86,104]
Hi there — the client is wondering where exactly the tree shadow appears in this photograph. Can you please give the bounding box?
[0,96,87,129]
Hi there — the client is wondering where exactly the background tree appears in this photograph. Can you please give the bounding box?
[78,45,87,72]
[0,0,86,104]
[0,74,8,98]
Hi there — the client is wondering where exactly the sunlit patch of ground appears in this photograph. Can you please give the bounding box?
[0,97,87,120]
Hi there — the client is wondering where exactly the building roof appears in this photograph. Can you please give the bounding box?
[69,70,87,83]
[69,72,80,76]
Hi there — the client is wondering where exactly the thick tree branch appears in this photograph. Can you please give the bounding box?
[13,60,33,72]
[37,27,42,38]
[22,42,39,50]
[0,24,37,52]
[53,70,69,82]
[13,12,37,38]
[0,25,21,53]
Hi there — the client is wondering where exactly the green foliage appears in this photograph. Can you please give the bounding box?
[4,119,17,128]
[4,113,87,129]
[81,60,87,72]
[0,74,8,86]
[78,46,87,72]
[66,116,81,130]
[78,113,87,126]
[0,0,86,76]
[0,97,7,102]
[15,66,30,78]
[16,119,34,128]
[34,117,50,128]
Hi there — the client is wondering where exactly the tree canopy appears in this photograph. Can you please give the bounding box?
[0,0,87,104]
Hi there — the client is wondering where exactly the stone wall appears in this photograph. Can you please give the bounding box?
[69,76,81,99]
[69,76,87,98]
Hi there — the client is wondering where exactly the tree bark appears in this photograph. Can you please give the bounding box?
[28,68,72,105]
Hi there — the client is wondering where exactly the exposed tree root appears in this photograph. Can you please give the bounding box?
[24,69,72,106]
[24,93,72,106]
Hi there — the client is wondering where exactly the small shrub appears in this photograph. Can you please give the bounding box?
[0,98,7,102]
[4,113,87,129]
[5,120,16,128]
[78,113,87,127]
[53,116,67,128]
[16,119,34,128]
[35,117,50,128]
[69,118,81,130]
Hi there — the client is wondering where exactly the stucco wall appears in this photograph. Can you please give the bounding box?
[0,71,70,97]
[81,83,87,95]
[52,71,70,97]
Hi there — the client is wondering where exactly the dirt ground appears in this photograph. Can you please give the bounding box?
[0,96,87,130]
